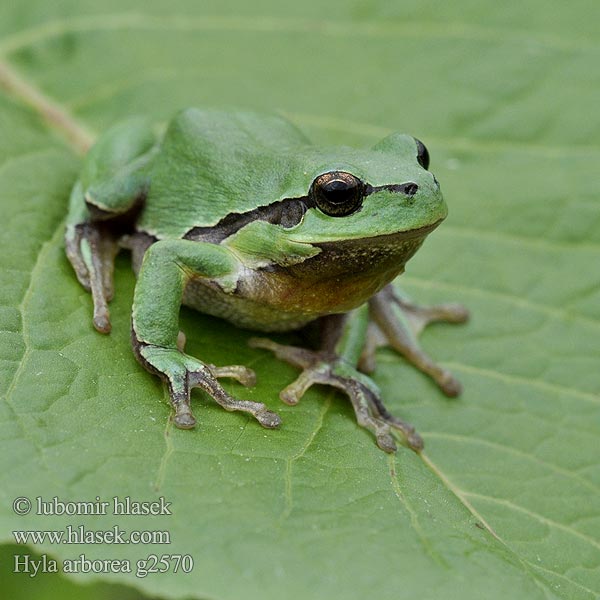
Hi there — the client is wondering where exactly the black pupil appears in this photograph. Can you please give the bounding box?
[321,179,357,204]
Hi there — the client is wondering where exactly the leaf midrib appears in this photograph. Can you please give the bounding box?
[0,60,93,153]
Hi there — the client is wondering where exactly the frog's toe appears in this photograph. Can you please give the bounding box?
[211,392,282,430]
[370,285,467,398]
[65,227,91,290]
[93,312,112,334]
[377,421,421,452]
[279,369,322,405]
[208,364,257,387]
[367,398,424,451]
[249,337,316,369]
[391,294,470,333]
[174,411,196,429]
[408,432,424,451]
[374,430,397,453]
[434,303,470,324]
[341,375,423,452]
[255,409,282,429]
[437,371,462,397]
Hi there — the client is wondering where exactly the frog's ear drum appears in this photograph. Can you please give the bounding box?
[309,171,364,217]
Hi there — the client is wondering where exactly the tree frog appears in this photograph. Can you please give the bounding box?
[65,108,468,453]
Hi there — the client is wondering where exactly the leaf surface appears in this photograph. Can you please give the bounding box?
[1,2,599,599]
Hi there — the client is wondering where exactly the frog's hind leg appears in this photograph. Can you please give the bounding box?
[65,117,158,333]
[65,183,120,333]
[250,288,468,453]
[364,284,468,396]
[249,308,424,452]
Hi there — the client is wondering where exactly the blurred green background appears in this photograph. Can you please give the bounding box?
[0,544,153,599]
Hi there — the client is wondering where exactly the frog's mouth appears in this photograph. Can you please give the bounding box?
[313,218,443,248]
[284,218,444,283]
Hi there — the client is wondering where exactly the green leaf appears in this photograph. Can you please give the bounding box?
[1,2,599,599]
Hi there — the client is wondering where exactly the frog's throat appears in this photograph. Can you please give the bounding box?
[230,220,443,323]
[282,220,442,289]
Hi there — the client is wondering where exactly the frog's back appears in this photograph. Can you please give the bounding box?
[138,108,312,239]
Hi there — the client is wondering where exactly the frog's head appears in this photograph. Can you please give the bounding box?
[224,132,447,314]
[291,133,443,237]
[278,133,446,281]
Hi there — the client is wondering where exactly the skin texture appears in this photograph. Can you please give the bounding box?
[65,108,468,452]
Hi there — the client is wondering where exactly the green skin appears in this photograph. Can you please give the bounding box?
[65,108,468,453]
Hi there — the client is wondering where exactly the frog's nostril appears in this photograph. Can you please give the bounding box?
[380,182,419,195]
[402,183,419,196]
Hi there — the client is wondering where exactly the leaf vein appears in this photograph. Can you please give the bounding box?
[443,362,600,407]
[2,222,66,482]
[0,59,94,154]
[440,225,600,254]
[387,454,447,566]
[404,276,600,332]
[1,13,597,59]
[421,452,569,599]
[464,492,600,551]
[423,431,600,495]
[526,562,599,598]
[279,395,331,522]
[153,406,174,492]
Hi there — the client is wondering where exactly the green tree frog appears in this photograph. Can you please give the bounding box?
[65,109,468,453]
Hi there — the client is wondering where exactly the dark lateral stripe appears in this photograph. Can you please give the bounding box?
[183,181,419,243]
[183,197,308,243]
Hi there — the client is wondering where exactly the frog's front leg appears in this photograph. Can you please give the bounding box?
[364,284,469,396]
[132,239,281,430]
[250,306,422,452]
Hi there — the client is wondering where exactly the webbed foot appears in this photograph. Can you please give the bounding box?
[365,285,469,396]
[249,337,423,452]
[137,343,281,430]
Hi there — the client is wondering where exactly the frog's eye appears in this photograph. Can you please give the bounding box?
[310,171,364,217]
[414,138,430,170]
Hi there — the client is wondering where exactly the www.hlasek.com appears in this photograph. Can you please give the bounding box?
[11,495,193,578]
